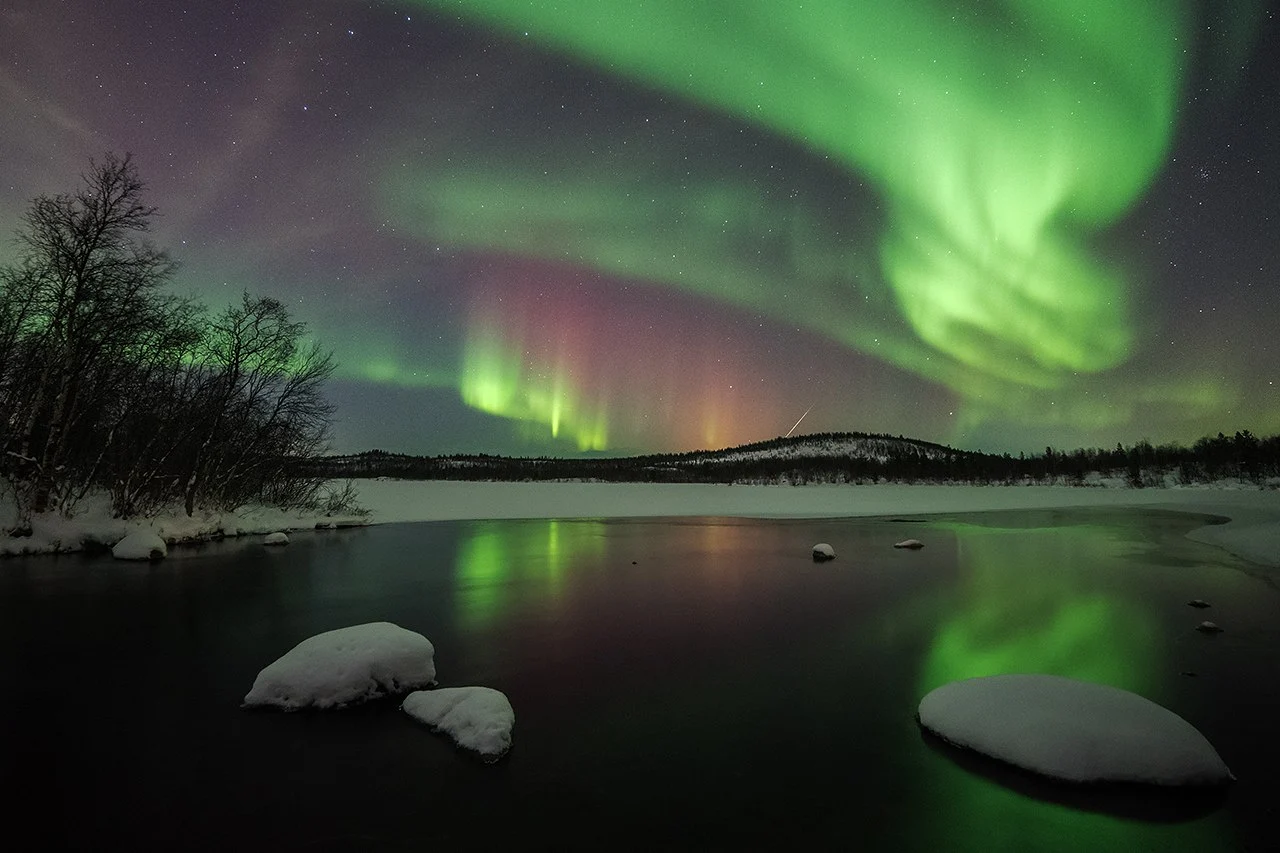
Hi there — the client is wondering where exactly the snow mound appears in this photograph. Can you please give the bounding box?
[812,543,835,561]
[894,539,924,549]
[243,622,436,710]
[263,531,289,546]
[402,686,514,761]
[112,530,167,560]
[918,674,1232,786]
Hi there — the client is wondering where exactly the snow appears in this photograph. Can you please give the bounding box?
[1186,516,1280,567]
[111,530,167,560]
[0,487,366,557]
[812,542,835,561]
[1196,621,1224,634]
[4,478,1280,570]
[352,479,1277,524]
[917,674,1233,786]
[242,622,436,711]
[894,538,924,549]
[349,481,1280,568]
[263,531,290,546]
[402,686,515,761]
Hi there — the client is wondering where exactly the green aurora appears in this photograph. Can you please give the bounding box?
[386,0,1240,448]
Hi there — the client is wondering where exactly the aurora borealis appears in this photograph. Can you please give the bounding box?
[2,1,1277,456]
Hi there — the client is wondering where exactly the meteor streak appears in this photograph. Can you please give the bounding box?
[785,406,814,439]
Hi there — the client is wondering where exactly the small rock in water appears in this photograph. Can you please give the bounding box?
[1187,599,1211,609]
[894,539,924,550]
[112,530,168,561]
[812,543,835,562]
[263,531,289,546]
[402,686,515,761]
[1195,621,1223,634]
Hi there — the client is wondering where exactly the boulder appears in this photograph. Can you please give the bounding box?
[918,674,1232,786]
[112,530,167,561]
[243,622,436,710]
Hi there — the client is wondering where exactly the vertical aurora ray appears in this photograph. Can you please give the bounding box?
[451,257,912,452]
[393,0,1226,440]
[460,301,611,451]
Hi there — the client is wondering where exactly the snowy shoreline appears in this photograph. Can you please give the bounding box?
[0,491,368,558]
[4,479,1280,566]
[353,480,1280,569]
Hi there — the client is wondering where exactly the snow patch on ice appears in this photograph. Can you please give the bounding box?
[111,530,167,561]
[1186,518,1280,567]
[402,686,514,760]
[243,622,436,710]
[918,674,1233,786]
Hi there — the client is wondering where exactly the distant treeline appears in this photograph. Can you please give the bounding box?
[306,430,1280,487]
[0,155,340,530]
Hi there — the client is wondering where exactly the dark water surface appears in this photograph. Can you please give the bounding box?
[1,510,1277,851]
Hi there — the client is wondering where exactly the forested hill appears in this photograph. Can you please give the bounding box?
[307,430,1280,486]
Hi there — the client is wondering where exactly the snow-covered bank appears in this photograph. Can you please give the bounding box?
[7,479,1280,566]
[353,480,1280,566]
[0,491,366,557]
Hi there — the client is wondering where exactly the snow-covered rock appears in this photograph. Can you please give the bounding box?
[918,674,1233,786]
[263,531,289,546]
[1187,599,1211,609]
[402,686,514,761]
[111,530,167,561]
[893,539,924,549]
[243,622,436,711]
[812,543,835,562]
[1196,621,1223,634]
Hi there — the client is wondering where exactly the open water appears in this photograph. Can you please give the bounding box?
[1,509,1276,851]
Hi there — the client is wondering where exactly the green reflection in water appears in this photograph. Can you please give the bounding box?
[454,519,606,630]
[919,524,1156,694]
[912,521,1230,852]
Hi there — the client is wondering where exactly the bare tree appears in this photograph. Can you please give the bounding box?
[1,153,180,518]
[181,293,335,515]
[1,155,344,527]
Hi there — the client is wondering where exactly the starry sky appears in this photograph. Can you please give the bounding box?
[2,1,1277,457]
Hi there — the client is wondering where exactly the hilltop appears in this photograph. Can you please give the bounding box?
[309,429,1280,488]
[312,432,981,484]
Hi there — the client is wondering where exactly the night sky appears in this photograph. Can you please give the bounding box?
[3,1,1277,457]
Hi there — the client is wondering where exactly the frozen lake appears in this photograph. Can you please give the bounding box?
[1,508,1276,850]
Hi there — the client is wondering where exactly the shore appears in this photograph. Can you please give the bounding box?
[5,480,1279,565]
[353,480,1280,568]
